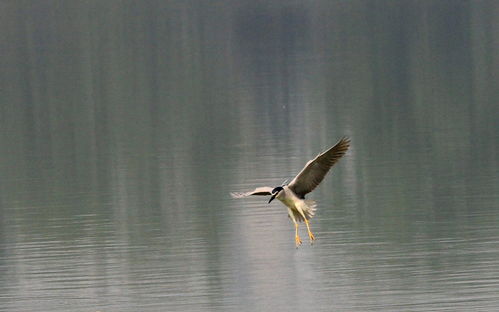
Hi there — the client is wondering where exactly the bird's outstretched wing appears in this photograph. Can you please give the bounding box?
[288,137,350,198]
[230,186,273,198]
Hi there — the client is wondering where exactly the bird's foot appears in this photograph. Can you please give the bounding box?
[295,235,302,247]
[308,231,316,244]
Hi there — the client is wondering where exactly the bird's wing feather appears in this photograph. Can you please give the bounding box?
[288,137,350,198]
[230,186,273,198]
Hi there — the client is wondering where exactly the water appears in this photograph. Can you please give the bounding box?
[1,1,499,311]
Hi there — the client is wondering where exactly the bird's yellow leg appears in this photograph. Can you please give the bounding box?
[288,208,302,247]
[294,223,302,247]
[304,218,315,243]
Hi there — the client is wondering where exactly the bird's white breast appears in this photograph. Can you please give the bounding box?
[276,187,301,210]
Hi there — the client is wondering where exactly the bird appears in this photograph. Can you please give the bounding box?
[231,137,350,247]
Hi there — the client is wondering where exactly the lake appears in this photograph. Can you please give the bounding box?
[1,1,498,311]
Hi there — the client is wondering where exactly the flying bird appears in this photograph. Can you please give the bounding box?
[231,137,350,247]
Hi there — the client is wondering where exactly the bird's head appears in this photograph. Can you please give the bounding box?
[268,186,284,203]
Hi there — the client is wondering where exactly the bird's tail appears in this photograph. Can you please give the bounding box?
[295,200,317,222]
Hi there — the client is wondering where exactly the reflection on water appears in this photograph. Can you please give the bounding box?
[1,1,499,311]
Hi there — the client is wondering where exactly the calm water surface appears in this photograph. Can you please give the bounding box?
[1,1,499,311]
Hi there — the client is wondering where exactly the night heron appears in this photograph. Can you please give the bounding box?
[231,137,350,247]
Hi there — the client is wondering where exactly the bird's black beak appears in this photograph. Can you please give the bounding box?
[268,194,276,204]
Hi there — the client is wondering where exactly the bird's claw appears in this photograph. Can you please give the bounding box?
[295,235,302,247]
[308,232,315,244]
